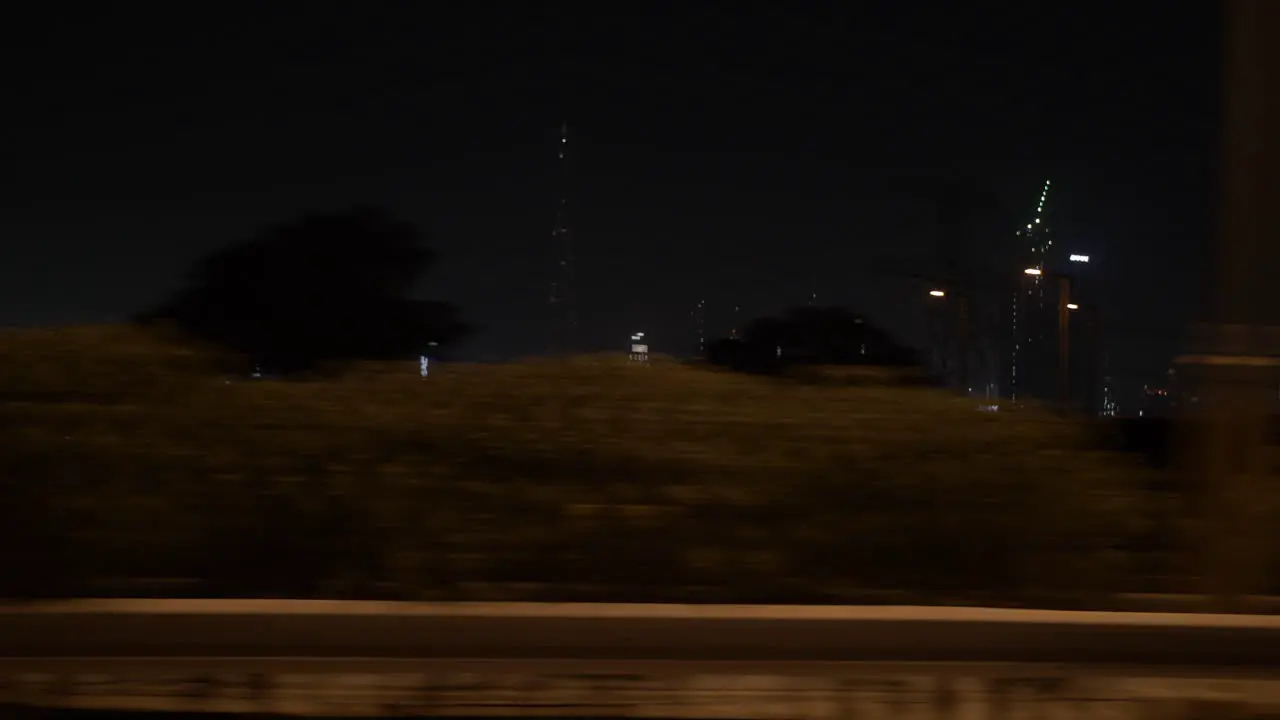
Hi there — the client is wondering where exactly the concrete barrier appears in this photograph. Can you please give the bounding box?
[5,600,1280,665]
[3,601,1280,718]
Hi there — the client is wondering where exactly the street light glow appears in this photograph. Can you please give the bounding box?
[929,289,945,297]
[1024,267,1042,276]
[1066,303,1079,310]
[1069,254,1090,263]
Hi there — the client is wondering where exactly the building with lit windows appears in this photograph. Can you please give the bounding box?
[1100,372,1119,416]
[1065,254,1111,415]
[1006,180,1058,404]
[1138,368,1181,418]
[629,332,649,363]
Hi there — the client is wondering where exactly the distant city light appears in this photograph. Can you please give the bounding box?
[1066,303,1079,310]
[929,289,946,297]
[1024,267,1043,276]
[629,332,650,364]
[1069,254,1090,262]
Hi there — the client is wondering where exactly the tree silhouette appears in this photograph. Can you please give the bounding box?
[140,207,469,375]
[705,305,920,374]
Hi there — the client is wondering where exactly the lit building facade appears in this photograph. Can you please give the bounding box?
[1100,370,1119,417]
[629,332,650,363]
[1060,253,1107,415]
[1007,180,1057,403]
[1138,369,1180,418]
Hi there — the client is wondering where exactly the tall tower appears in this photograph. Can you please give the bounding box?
[547,120,577,355]
[690,299,707,357]
[1008,179,1054,402]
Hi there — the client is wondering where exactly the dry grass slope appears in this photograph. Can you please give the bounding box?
[0,326,1157,604]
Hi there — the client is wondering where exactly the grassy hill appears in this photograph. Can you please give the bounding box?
[0,325,1161,604]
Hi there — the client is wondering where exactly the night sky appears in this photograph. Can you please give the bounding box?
[4,3,1219,398]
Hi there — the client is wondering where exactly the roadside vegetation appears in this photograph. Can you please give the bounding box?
[1,325,1177,605]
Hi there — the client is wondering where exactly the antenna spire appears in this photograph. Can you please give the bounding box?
[548,120,576,355]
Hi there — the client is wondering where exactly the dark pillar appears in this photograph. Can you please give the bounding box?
[1057,276,1072,414]
[1177,0,1280,610]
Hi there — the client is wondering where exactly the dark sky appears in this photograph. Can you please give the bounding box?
[4,3,1219,397]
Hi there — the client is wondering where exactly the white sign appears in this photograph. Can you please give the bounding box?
[1069,254,1089,263]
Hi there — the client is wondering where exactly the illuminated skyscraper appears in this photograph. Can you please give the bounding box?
[1100,363,1118,417]
[1008,180,1055,402]
[547,121,576,355]
[690,299,706,356]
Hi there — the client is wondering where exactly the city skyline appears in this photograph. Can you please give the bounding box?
[3,3,1216,404]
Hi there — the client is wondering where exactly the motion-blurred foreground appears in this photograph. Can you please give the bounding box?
[0,325,1227,606]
